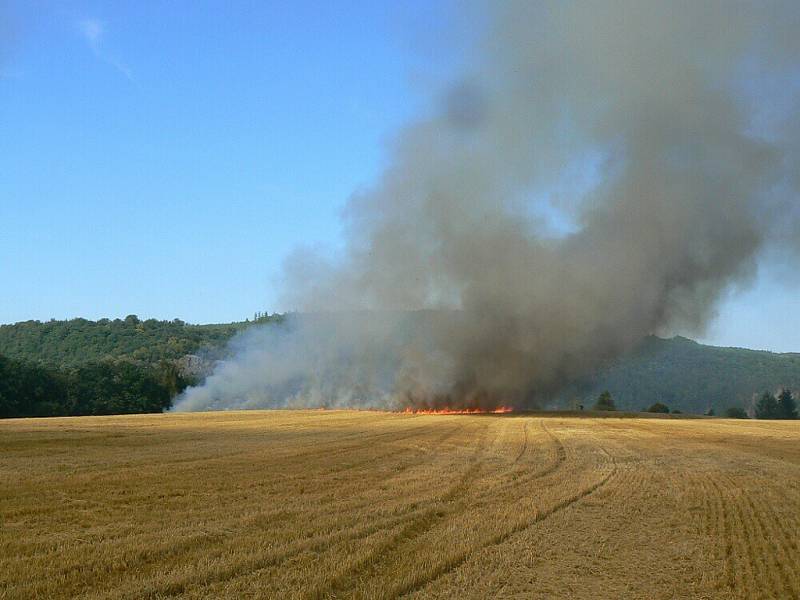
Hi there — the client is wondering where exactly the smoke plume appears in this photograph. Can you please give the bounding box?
[175,1,800,412]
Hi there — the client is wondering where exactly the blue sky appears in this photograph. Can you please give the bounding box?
[1,1,797,352]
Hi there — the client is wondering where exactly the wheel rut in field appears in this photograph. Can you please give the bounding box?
[124,423,475,599]
[286,424,437,463]
[513,420,529,464]
[116,420,612,600]
[392,426,617,599]
[317,422,465,478]
[472,419,567,502]
[303,422,494,600]
[718,473,798,598]
[696,471,798,598]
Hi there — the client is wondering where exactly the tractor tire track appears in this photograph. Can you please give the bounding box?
[303,422,494,600]
[96,424,472,592]
[723,473,797,598]
[472,419,567,501]
[119,423,478,599]
[394,430,618,599]
[513,420,529,464]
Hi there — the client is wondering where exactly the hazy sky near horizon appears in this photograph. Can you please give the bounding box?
[1,1,798,352]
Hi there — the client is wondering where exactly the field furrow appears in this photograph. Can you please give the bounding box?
[1,411,798,599]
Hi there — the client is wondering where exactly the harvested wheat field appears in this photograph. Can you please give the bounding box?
[2,411,799,599]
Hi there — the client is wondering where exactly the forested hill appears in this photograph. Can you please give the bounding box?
[0,314,281,418]
[569,335,800,414]
[1,315,798,417]
[0,314,280,367]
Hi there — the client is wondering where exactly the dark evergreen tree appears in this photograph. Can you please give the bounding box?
[593,391,616,411]
[755,391,781,419]
[776,389,798,419]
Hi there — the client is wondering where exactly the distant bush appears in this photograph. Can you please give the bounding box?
[671,409,682,414]
[593,391,616,411]
[646,402,670,414]
[725,406,748,419]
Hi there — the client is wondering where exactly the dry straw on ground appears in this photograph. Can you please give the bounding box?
[2,410,799,598]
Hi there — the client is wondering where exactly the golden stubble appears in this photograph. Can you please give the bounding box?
[1,411,798,599]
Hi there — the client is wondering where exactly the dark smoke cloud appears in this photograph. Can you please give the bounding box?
[175,0,800,412]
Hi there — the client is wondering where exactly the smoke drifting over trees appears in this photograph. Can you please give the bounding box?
[175,1,800,412]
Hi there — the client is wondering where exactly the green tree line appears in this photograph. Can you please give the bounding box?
[0,353,193,418]
[0,314,286,418]
[0,314,282,368]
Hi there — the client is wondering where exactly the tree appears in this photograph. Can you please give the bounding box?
[776,389,798,420]
[66,361,173,416]
[755,391,780,419]
[593,391,616,411]
[725,406,748,419]
[646,402,670,413]
[0,317,245,368]
[705,407,715,416]
[157,359,192,398]
[0,353,68,418]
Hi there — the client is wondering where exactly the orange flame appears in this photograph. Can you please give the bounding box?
[401,406,513,415]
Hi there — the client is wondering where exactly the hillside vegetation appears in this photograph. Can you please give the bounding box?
[0,315,269,367]
[0,314,284,418]
[0,353,178,418]
[2,411,799,598]
[572,336,800,415]
[0,316,798,417]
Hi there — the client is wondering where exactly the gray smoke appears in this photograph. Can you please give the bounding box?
[174,0,800,412]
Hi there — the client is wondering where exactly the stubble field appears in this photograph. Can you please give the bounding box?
[1,410,799,599]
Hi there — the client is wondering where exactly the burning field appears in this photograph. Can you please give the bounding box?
[3,410,800,598]
[172,0,800,415]
[3,1,800,596]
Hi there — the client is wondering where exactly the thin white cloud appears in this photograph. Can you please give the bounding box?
[78,18,103,50]
[77,17,134,82]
